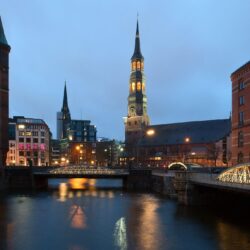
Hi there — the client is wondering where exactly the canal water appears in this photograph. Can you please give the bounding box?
[0,179,249,250]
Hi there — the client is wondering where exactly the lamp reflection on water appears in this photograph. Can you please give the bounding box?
[114,217,127,250]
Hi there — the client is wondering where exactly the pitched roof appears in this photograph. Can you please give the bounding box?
[139,119,231,146]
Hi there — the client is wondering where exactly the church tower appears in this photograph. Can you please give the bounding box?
[124,20,150,146]
[60,82,71,139]
[0,17,11,166]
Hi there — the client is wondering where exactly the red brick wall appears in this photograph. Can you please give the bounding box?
[231,62,250,165]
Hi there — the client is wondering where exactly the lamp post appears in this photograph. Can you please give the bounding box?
[183,136,190,163]
[136,129,155,168]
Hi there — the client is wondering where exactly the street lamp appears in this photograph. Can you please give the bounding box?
[136,129,156,168]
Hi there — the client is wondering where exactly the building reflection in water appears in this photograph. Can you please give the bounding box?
[114,217,127,250]
[69,205,86,229]
[57,178,115,202]
[127,194,163,250]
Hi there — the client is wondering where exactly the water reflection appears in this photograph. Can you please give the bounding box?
[127,194,163,250]
[216,221,250,250]
[114,217,127,250]
[57,179,115,202]
[69,205,86,229]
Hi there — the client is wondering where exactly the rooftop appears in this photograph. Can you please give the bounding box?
[139,119,231,146]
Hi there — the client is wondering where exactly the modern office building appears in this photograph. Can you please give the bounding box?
[231,62,250,165]
[0,17,11,167]
[6,116,51,166]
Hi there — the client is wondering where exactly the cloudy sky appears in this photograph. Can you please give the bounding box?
[1,0,250,140]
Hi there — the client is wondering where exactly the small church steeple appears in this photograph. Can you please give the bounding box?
[60,82,71,139]
[61,81,71,119]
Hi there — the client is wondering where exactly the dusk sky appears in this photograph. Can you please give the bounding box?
[1,0,250,140]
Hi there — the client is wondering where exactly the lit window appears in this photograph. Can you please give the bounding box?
[137,61,141,70]
[141,61,144,70]
[131,82,135,92]
[132,62,136,71]
[18,124,25,130]
[137,82,141,91]
[142,82,145,92]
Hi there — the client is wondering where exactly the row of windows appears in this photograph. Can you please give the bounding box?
[19,151,45,157]
[130,82,145,92]
[19,131,45,137]
[131,61,144,71]
[19,138,45,143]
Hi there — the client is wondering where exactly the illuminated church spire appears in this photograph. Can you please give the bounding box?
[124,19,150,145]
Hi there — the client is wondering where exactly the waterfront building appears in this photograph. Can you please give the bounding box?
[138,119,231,167]
[6,116,51,166]
[124,21,231,167]
[231,62,250,165]
[124,20,150,153]
[50,139,60,166]
[96,139,123,167]
[0,17,11,167]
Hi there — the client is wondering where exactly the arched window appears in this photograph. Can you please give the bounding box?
[237,152,243,163]
[137,61,141,70]
[131,82,135,92]
[132,62,136,71]
[137,81,141,91]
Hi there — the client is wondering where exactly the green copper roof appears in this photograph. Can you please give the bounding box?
[0,17,9,46]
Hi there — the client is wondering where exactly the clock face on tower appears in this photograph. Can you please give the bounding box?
[129,106,135,116]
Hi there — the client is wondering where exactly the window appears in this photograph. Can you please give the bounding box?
[137,61,141,70]
[32,131,38,136]
[137,82,141,91]
[237,152,244,163]
[132,62,136,71]
[41,131,45,137]
[26,138,31,143]
[41,138,45,143]
[33,138,38,143]
[19,151,24,156]
[26,151,31,157]
[131,82,135,92]
[239,82,245,90]
[239,111,244,126]
[238,131,244,147]
[239,96,245,105]
[142,82,145,92]
[19,131,25,136]
[19,138,24,143]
